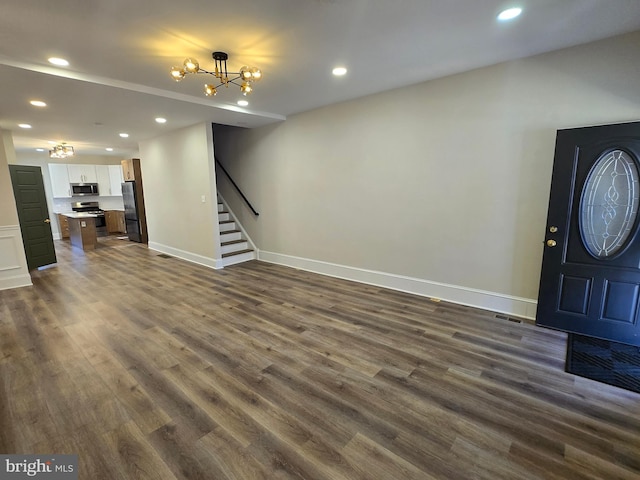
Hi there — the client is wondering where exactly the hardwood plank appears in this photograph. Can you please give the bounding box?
[0,238,637,479]
[103,421,178,480]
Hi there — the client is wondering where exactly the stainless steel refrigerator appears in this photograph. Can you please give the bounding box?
[122,181,142,242]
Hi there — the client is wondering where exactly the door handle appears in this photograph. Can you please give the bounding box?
[547,239,557,247]
[44,218,51,224]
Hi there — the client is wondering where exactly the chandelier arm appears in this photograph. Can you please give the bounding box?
[204,81,228,89]
[194,70,242,77]
[227,77,244,87]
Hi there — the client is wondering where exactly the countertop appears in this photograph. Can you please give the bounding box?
[61,212,100,219]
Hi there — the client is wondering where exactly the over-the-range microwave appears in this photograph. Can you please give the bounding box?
[71,183,99,196]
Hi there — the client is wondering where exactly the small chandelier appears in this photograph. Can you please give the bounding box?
[49,143,74,159]
[170,51,262,97]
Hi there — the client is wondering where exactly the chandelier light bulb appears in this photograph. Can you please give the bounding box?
[183,58,200,73]
[241,82,253,96]
[239,66,252,81]
[204,84,217,96]
[250,67,262,82]
[170,67,185,81]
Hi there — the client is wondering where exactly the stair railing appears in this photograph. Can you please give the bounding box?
[215,157,260,216]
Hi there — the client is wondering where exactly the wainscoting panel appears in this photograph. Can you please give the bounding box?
[0,225,31,290]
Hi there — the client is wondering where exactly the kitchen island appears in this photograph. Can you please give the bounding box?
[63,212,99,251]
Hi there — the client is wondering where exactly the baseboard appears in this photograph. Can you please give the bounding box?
[0,273,32,291]
[258,251,537,320]
[148,242,224,270]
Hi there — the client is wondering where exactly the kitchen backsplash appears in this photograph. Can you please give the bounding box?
[54,195,125,212]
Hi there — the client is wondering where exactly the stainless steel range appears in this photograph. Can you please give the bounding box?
[71,201,107,236]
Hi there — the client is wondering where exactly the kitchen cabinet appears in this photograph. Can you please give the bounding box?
[97,165,124,196]
[105,210,126,234]
[67,164,97,183]
[57,213,70,239]
[109,165,124,196]
[96,165,111,196]
[49,164,71,198]
[121,158,141,181]
[65,214,97,251]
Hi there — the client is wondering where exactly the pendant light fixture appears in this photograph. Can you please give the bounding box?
[170,51,262,97]
[49,143,75,159]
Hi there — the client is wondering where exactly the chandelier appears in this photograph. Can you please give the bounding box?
[49,143,74,159]
[170,51,262,97]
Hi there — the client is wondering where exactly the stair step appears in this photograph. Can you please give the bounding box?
[221,240,249,255]
[217,198,254,266]
[220,231,242,243]
[221,239,246,246]
[222,248,254,258]
[219,220,236,232]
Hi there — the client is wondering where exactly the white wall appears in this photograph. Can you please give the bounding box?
[213,31,640,319]
[139,122,221,268]
[12,152,125,239]
[0,130,31,290]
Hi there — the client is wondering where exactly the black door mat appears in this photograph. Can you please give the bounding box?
[566,334,640,394]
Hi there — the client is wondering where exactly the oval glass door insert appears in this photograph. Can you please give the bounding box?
[579,149,640,258]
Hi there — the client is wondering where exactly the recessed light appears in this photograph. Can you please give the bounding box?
[119,133,129,138]
[48,57,69,66]
[30,100,47,107]
[332,67,347,76]
[105,147,114,152]
[18,124,32,129]
[497,7,522,21]
[48,141,57,145]
[155,117,167,124]
[36,148,45,152]
[237,100,249,107]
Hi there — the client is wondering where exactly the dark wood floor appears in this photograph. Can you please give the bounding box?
[1,237,639,479]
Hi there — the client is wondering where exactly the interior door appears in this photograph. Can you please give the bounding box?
[536,121,640,346]
[9,165,57,270]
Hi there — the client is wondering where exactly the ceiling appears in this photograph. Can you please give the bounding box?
[2,0,640,157]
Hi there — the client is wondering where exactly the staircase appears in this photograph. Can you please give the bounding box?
[218,197,256,267]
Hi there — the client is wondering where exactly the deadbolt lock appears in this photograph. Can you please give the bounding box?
[547,239,557,247]
[44,218,51,224]
[549,226,558,233]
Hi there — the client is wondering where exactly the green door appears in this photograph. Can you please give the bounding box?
[9,165,57,270]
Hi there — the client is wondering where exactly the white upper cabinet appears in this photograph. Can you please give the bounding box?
[108,165,124,196]
[67,164,97,183]
[96,165,111,196]
[95,165,124,196]
[49,164,71,198]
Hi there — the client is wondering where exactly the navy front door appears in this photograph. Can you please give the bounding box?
[536,121,640,346]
